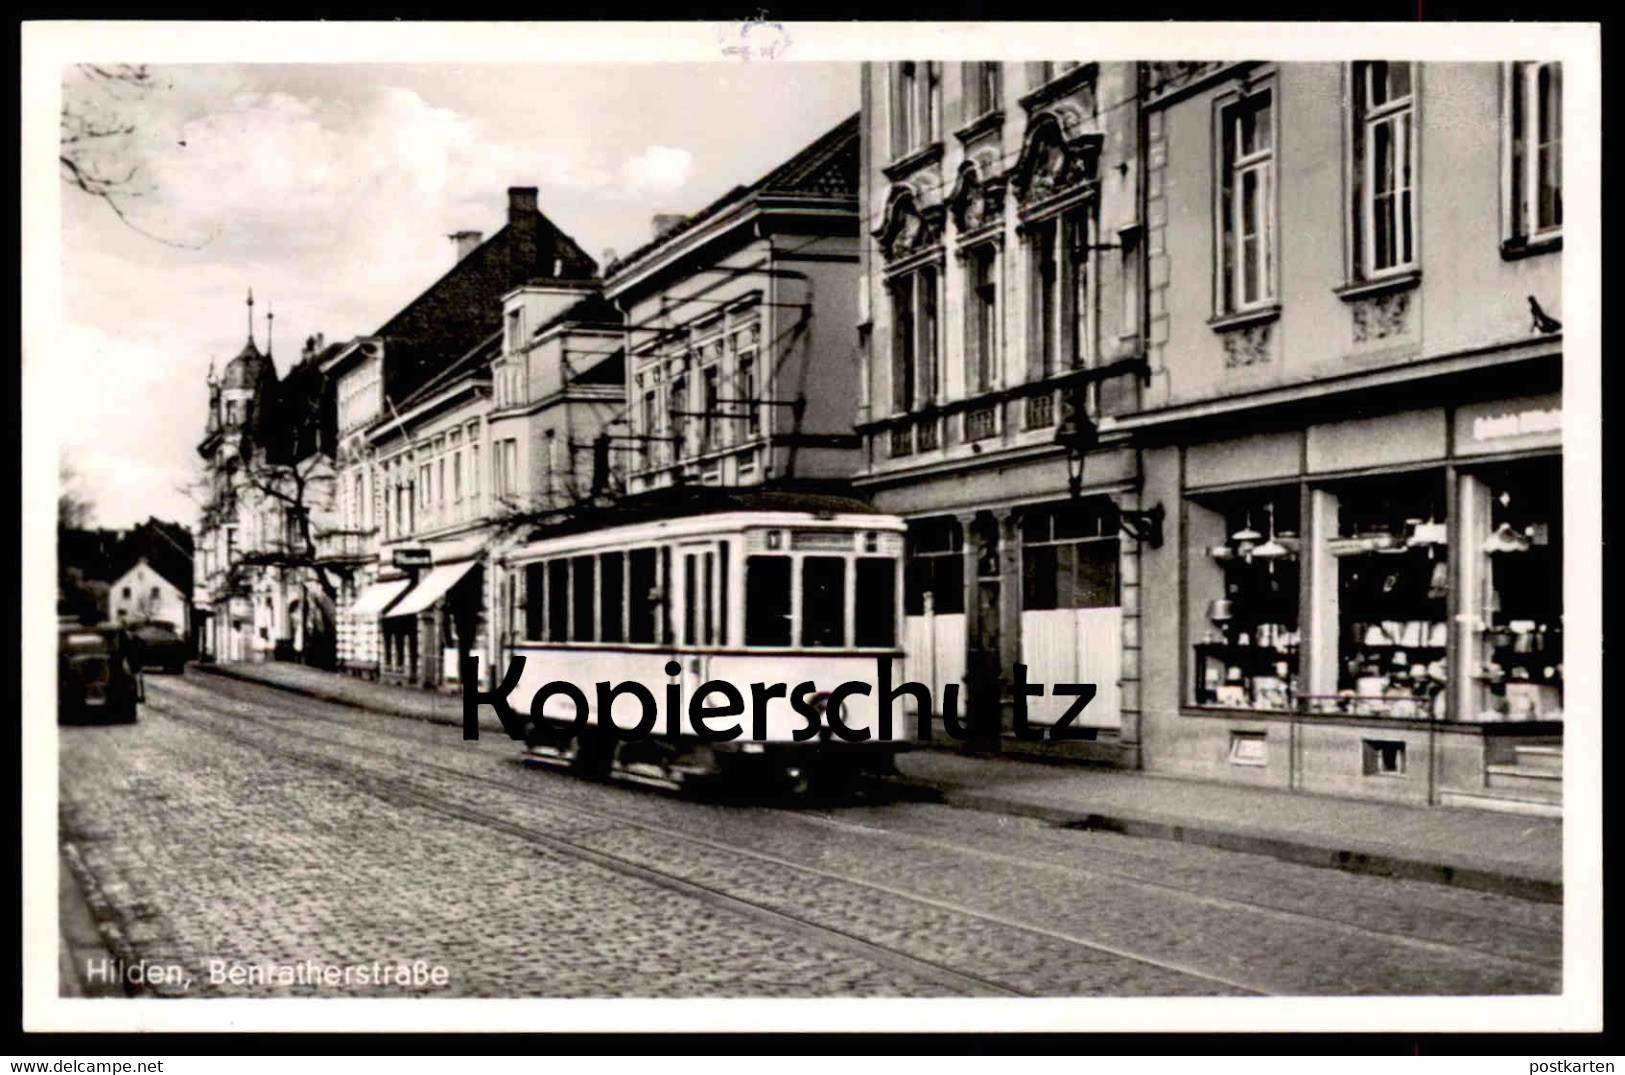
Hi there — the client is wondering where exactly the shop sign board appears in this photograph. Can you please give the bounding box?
[392,547,433,569]
[1454,394,1562,456]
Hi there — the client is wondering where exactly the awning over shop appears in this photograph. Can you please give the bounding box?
[348,578,413,617]
[384,560,478,620]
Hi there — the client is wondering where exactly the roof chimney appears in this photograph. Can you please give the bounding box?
[652,213,687,241]
[449,230,483,263]
[508,187,539,225]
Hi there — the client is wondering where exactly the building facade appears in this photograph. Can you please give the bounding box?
[855,62,1151,758]
[604,114,863,497]
[328,186,603,689]
[1119,61,1563,811]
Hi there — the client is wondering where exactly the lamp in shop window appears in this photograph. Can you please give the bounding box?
[1231,512,1263,561]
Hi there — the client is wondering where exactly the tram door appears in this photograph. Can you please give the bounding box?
[675,540,729,698]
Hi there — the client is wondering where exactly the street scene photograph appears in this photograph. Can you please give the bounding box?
[23,21,1600,1035]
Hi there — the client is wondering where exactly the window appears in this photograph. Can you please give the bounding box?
[1189,489,1301,711]
[1029,208,1093,378]
[547,560,569,642]
[1363,739,1407,776]
[1021,502,1120,611]
[801,557,847,648]
[1037,61,1081,86]
[670,374,688,461]
[737,354,759,439]
[598,552,624,644]
[628,548,659,644]
[966,243,999,393]
[745,555,792,646]
[1318,472,1449,720]
[571,556,595,642]
[505,308,524,354]
[905,517,965,616]
[964,62,1000,120]
[1217,88,1275,313]
[524,563,546,641]
[891,61,941,158]
[1351,62,1417,278]
[1506,61,1562,244]
[700,365,720,453]
[1465,458,1563,722]
[889,264,940,414]
[854,558,898,648]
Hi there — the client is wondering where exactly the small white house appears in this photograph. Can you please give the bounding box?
[108,557,189,636]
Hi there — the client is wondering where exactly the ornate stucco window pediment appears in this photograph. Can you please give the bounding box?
[947,159,1008,237]
[1012,113,1105,217]
[873,185,947,265]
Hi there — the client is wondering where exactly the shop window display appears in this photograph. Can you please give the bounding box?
[1317,473,1449,719]
[1465,459,1562,722]
[1190,489,1300,710]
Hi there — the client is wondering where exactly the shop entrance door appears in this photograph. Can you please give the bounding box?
[966,513,1004,740]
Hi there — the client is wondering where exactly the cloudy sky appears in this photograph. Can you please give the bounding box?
[55,59,858,530]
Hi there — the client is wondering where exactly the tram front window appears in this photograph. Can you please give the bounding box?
[745,555,792,646]
[802,556,847,648]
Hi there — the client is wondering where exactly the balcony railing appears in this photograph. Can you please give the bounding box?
[314,528,377,563]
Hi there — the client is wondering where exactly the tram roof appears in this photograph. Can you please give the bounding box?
[520,483,885,544]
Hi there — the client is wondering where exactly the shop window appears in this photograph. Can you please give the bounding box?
[1466,459,1563,722]
[744,555,792,646]
[1320,472,1449,719]
[571,556,596,642]
[1021,501,1120,611]
[628,548,659,644]
[905,518,965,616]
[1362,739,1407,776]
[1189,488,1300,711]
[854,558,899,648]
[599,552,625,644]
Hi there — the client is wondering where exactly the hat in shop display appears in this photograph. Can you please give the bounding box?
[1481,522,1532,555]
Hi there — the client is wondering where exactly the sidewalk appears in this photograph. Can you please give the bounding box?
[199,660,1562,903]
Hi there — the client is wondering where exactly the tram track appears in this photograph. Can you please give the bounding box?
[148,679,1271,996]
[149,675,1560,994]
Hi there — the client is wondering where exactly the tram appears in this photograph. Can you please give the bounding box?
[494,488,916,794]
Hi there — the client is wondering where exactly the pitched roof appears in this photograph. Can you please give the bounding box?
[605,113,859,279]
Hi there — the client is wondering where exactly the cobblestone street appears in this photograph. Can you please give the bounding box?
[58,673,1563,999]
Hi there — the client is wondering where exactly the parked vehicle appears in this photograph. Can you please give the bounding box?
[127,620,188,674]
[58,622,142,723]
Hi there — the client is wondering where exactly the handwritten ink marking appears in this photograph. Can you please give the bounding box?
[717,12,791,61]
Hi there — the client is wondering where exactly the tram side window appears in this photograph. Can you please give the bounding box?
[600,552,625,643]
[854,557,898,648]
[628,548,658,644]
[745,555,792,646]
[572,556,596,642]
[524,563,546,641]
[548,560,569,642]
[802,556,847,648]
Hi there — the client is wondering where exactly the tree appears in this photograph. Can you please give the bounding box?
[59,63,209,248]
